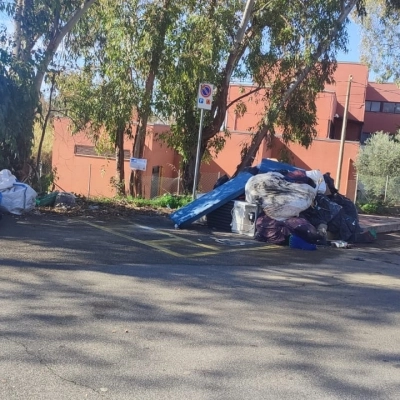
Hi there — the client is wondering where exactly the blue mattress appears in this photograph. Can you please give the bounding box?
[170,172,253,228]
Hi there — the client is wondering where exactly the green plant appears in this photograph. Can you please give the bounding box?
[152,194,192,209]
[38,167,58,194]
[360,202,383,214]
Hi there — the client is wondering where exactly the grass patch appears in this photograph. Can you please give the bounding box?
[87,193,192,210]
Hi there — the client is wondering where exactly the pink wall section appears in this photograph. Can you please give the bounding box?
[202,132,264,177]
[52,119,175,198]
[325,63,368,122]
[266,137,360,199]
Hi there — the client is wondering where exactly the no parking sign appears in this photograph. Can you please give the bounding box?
[197,83,214,110]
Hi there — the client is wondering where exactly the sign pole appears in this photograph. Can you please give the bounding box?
[336,74,352,192]
[192,108,204,200]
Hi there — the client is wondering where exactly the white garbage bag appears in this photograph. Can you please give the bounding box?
[0,169,17,190]
[0,183,37,215]
[306,169,326,194]
[245,172,317,220]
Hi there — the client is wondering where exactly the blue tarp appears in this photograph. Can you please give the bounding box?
[170,172,253,228]
[258,158,303,173]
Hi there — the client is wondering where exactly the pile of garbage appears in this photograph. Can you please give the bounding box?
[245,169,375,249]
[0,169,78,217]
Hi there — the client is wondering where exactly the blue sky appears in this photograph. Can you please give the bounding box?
[336,21,362,63]
[0,13,363,67]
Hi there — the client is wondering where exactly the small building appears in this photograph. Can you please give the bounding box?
[52,62,400,200]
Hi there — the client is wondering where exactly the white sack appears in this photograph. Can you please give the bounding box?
[245,172,317,220]
[0,183,37,215]
[0,169,17,190]
[306,169,326,194]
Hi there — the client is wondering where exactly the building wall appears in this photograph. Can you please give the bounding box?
[363,82,400,134]
[52,118,175,198]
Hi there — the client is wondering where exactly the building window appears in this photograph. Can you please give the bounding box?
[360,132,372,144]
[382,102,395,113]
[75,145,130,159]
[395,103,400,114]
[365,101,381,112]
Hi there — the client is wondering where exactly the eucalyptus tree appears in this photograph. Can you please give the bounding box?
[0,0,97,176]
[58,0,184,196]
[157,0,366,192]
[356,0,400,83]
[355,131,400,202]
[235,0,364,173]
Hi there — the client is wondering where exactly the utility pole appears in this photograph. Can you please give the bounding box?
[336,74,352,192]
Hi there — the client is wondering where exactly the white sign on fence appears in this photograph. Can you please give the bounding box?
[197,83,214,110]
[130,158,147,171]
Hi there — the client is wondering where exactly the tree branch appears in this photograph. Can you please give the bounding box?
[34,0,97,95]
[227,86,265,110]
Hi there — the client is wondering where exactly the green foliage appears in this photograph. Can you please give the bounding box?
[0,51,37,174]
[356,0,400,83]
[156,0,356,191]
[151,194,192,209]
[355,131,400,203]
[92,193,191,209]
[360,202,383,214]
[0,0,97,175]
[37,167,58,194]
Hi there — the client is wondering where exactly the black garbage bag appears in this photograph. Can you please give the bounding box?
[213,174,230,189]
[278,169,316,188]
[255,214,291,245]
[300,194,341,227]
[331,193,361,230]
[283,217,326,244]
[323,172,338,195]
[327,209,358,241]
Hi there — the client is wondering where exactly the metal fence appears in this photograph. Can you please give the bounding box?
[141,171,221,198]
[356,175,400,205]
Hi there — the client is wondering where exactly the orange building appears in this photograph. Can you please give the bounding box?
[52,62,400,200]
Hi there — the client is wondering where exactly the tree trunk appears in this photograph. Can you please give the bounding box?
[115,126,125,196]
[181,156,196,195]
[130,119,147,197]
[36,73,56,175]
[129,0,171,197]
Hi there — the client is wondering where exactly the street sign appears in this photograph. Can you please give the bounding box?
[197,83,214,110]
[130,158,147,171]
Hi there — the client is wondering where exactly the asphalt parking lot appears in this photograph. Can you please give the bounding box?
[1,212,400,399]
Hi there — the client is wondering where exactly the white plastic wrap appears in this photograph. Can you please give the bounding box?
[306,169,326,194]
[0,169,17,190]
[245,172,317,220]
[0,183,37,215]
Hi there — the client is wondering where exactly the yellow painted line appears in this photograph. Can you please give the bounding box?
[145,238,183,244]
[189,244,282,258]
[131,223,220,251]
[82,220,282,259]
[82,221,185,258]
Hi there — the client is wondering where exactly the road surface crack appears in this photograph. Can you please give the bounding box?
[2,335,101,394]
